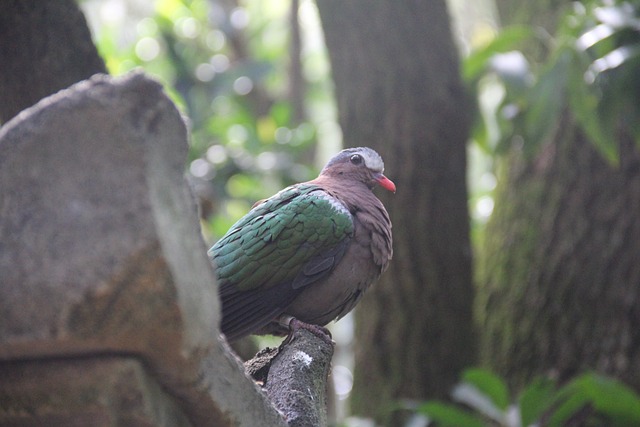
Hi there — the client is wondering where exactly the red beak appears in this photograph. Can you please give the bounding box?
[376,174,396,193]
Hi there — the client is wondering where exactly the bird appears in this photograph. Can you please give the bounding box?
[208,147,394,341]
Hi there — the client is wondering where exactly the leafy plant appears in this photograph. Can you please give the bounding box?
[416,368,640,427]
[466,0,640,165]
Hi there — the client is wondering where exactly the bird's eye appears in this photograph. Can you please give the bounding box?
[350,154,363,165]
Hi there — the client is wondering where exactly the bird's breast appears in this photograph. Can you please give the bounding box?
[283,218,384,325]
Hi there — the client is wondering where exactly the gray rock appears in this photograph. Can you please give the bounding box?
[0,72,285,426]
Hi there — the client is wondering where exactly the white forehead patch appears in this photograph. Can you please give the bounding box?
[359,148,385,172]
[322,146,386,174]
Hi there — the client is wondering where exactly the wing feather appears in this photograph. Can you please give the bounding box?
[209,184,354,340]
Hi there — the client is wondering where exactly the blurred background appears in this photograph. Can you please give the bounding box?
[75,0,640,425]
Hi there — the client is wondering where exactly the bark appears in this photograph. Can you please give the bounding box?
[246,329,335,427]
[316,0,475,424]
[288,0,305,125]
[478,0,640,391]
[479,119,640,391]
[0,0,107,123]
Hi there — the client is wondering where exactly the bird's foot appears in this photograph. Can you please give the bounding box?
[277,315,334,346]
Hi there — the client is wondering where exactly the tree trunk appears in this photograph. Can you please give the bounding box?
[317,1,475,423]
[478,0,640,391]
[0,0,107,123]
[480,118,640,390]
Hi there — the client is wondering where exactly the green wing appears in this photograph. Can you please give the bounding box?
[209,184,354,340]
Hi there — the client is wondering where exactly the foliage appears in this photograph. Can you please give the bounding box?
[87,0,335,241]
[466,0,640,165]
[416,368,640,427]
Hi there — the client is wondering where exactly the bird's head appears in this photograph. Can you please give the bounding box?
[320,147,396,193]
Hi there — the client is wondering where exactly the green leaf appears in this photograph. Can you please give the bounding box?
[577,24,615,51]
[568,54,620,165]
[522,48,572,156]
[558,374,640,424]
[594,4,640,31]
[547,373,640,426]
[470,109,491,154]
[489,51,532,95]
[580,110,619,165]
[519,377,557,426]
[461,368,510,411]
[548,391,590,427]
[417,401,487,427]
[589,45,640,75]
[463,25,535,83]
[452,383,504,422]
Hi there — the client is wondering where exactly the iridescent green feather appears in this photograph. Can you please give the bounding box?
[209,184,354,292]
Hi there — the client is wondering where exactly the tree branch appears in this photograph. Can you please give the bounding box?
[245,329,335,426]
